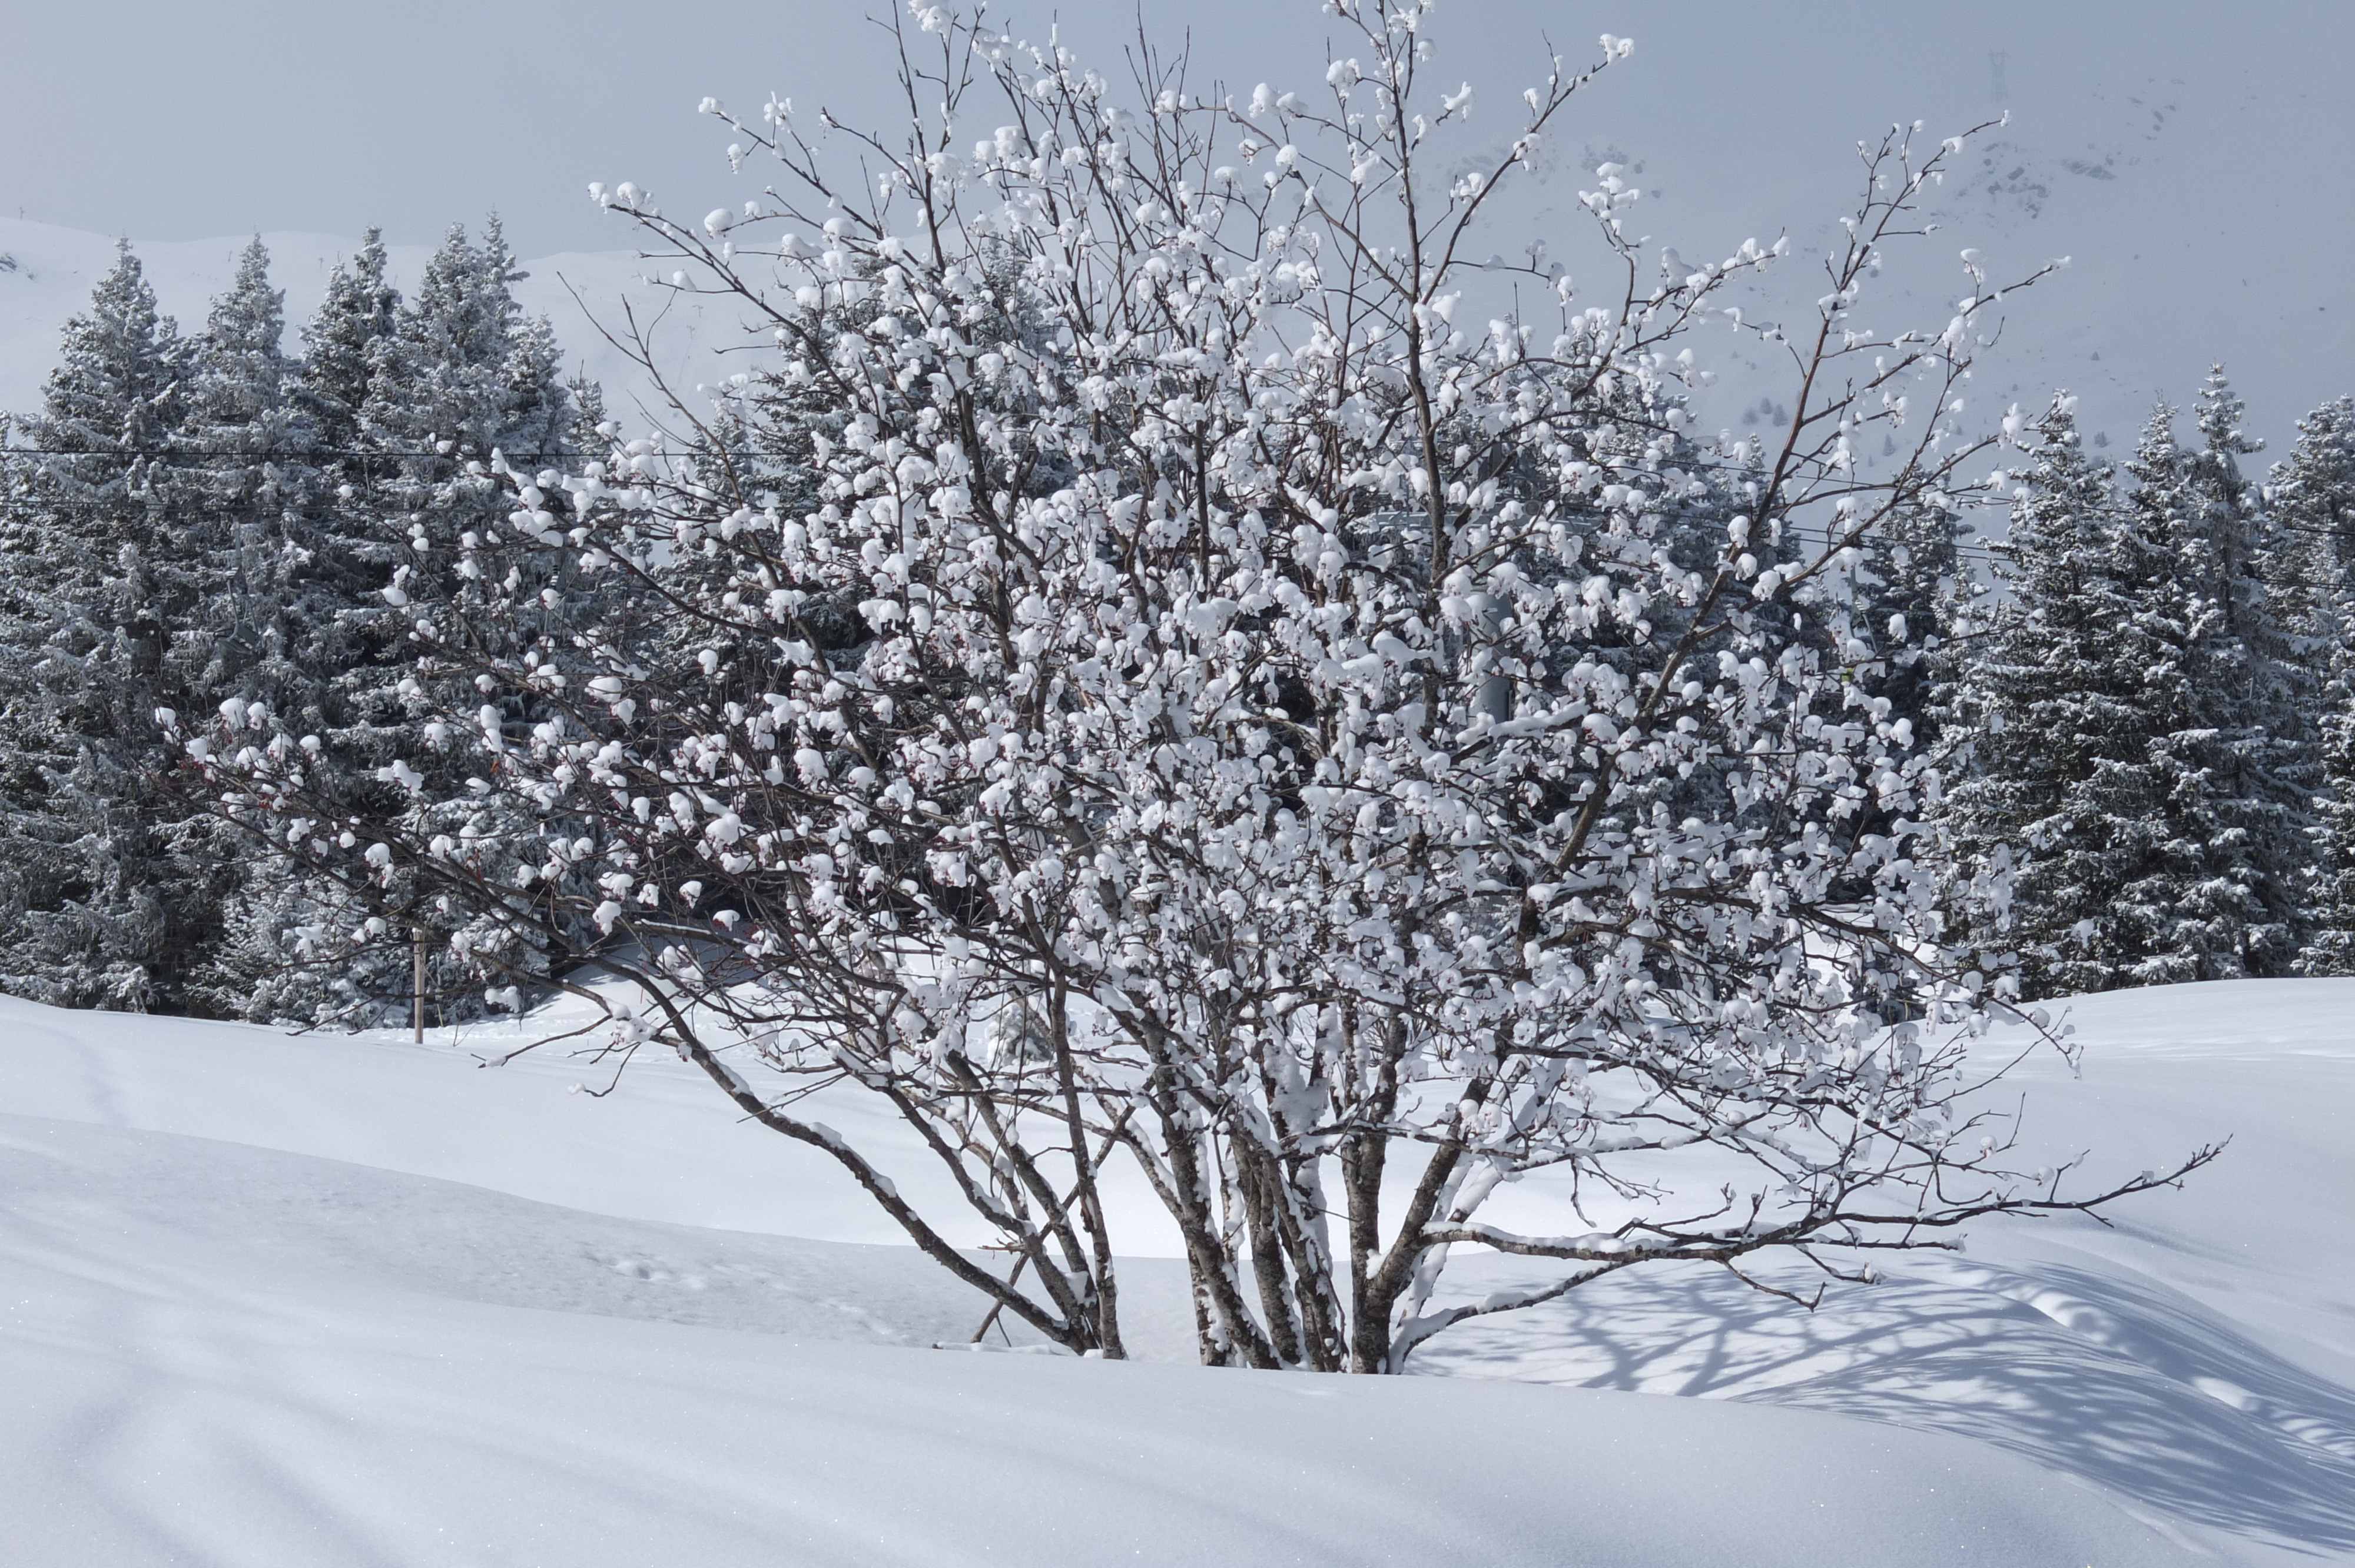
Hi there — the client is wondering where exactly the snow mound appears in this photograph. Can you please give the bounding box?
[1419,979,2355,1560]
[1,980,2349,1563]
[0,1131,2210,1567]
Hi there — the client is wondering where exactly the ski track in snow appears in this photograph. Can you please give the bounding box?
[0,980,2349,1563]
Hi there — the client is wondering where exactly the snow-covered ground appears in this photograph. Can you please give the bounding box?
[2,979,2348,1563]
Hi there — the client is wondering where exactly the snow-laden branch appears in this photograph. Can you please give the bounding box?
[167,0,2205,1373]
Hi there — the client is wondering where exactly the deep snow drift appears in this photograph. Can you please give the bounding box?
[1,981,2349,1564]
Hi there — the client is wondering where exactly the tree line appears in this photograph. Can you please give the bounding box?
[0,224,598,1020]
[6,259,2346,1026]
[1933,379,2355,995]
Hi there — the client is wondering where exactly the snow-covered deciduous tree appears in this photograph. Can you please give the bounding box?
[175,1,2211,1369]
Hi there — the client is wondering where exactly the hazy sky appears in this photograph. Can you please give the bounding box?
[5,1,2349,444]
[3,1,2340,251]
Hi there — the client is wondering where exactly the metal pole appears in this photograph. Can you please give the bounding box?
[413,929,426,1045]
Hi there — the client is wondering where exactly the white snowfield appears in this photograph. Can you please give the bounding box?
[1,980,2349,1565]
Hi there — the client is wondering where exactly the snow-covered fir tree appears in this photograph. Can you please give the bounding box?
[299,229,400,457]
[344,218,577,672]
[177,238,317,711]
[2268,396,2355,972]
[170,240,343,1017]
[1932,396,2185,996]
[280,228,403,700]
[187,235,409,1021]
[2260,395,2354,649]
[0,225,602,1023]
[1951,378,2318,994]
[232,220,598,1026]
[1855,499,1976,759]
[2311,693,2355,976]
[2148,370,2316,978]
[0,241,224,1009]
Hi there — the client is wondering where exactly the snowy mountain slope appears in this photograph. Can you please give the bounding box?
[1,982,2350,1560]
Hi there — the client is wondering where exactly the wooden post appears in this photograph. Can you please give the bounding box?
[413,928,426,1045]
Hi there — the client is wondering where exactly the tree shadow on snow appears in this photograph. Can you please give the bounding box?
[1416,1254,2355,1553]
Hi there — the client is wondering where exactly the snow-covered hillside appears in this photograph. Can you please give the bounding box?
[2,980,2348,1563]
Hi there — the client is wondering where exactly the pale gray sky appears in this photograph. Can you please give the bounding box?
[4,2,2340,250]
[5,1,2349,446]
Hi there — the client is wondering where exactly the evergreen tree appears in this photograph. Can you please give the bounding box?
[0,225,607,1024]
[180,238,317,706]
[1946,381,2317,995]
[1933,396,2186,995]
[297,228,400,458]
[2310,688,2355,976]
[0,242,216,1009]
[2273,397,2355,973]
[342,220,578,659]
[1833,498,1982,936]
[1855,500,1976,758]
[565,367,612,459]
[174,234,411,1023]
[2144,370,2316,978]
[221,222,598,1026]
[279,227,403,706]
[2259,396,2354,650]
[175,241,343,1018]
